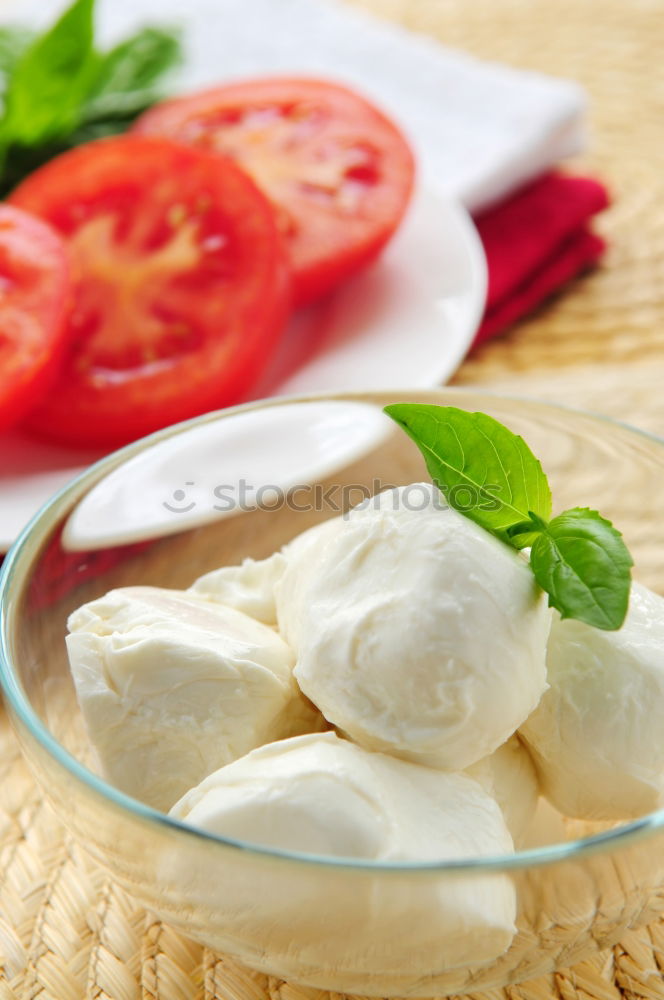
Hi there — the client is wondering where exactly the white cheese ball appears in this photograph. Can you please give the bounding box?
[171,732,517,977]
[520,582,664,820]
[276,483,551,770]
[189,552,287,625]
[189,522,341,628]
[466,735,540,846]
[520,798,568,849]
[67,586,319,811]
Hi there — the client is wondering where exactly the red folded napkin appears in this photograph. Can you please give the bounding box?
[473,172,609,346]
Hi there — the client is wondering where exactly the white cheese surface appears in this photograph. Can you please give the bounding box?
[190,552,287,626]
[520,582,664,820]
[67,586,319,810]
[277,484,551,770]
[466,735,539,846]
[171,732,517,973]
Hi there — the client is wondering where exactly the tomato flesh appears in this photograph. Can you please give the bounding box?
[0,205,70,432]
[10,136,291,447]
[134,78,415,305]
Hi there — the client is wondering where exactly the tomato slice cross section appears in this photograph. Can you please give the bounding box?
[10,136,291,447]
[0,204,71,432]
[134,78,415,305]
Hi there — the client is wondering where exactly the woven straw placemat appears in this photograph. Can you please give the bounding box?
[3,709,664,1000]
[427,0,664,434]
[3,0,664,997]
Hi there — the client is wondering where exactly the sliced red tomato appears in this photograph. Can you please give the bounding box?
[0,204,71,432]
[134,77,415,306]
[9,136,291,448]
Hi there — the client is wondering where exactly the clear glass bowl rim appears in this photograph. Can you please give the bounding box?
[2,387,664,876]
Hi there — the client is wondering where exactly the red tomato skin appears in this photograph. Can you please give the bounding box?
[9,136,291,448]
[134,77,415,306]
[0,205,71,432]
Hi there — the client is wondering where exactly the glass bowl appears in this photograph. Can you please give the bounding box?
[2,388,664,998]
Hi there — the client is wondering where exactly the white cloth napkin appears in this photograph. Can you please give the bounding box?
[12,0,586,213]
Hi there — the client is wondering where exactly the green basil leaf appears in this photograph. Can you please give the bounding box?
[383,403,552,540]
[0,26,34,83]
[530,507,633,630]
[0,3,181,194]
[0,27,34,126]
[506,511,548,549]
[386,403,634,632]
[82,26,181,124]
[1,0,98,147]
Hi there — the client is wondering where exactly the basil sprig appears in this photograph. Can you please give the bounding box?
[384,403,633,630]
[0,0,182,195]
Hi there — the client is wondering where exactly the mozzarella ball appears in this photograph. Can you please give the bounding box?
[276,484,551,769]
[171,732,517,977]
[520,798,569,849]
[520,582,664,820]
[189,551,287,625]
[466,735,539,845]
[67,586,319,810]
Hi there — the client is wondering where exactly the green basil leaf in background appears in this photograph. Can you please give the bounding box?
[81,26,182,124]
[529,507,633,630]
[0,26,35,84]
[383,403,552,540]
[0,2,182,196]
[1,0,98,147]
[0,26,34,121]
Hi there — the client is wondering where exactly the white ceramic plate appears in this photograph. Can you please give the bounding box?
[0,184,485,552]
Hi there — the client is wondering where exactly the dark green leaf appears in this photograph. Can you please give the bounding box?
[0,119,138,199]
[0,142,68,198]
[530,507,633,630]
[383,403,552,540]
[1,0,98,147]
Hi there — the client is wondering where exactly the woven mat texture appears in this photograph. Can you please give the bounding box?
[3,0,664,997]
